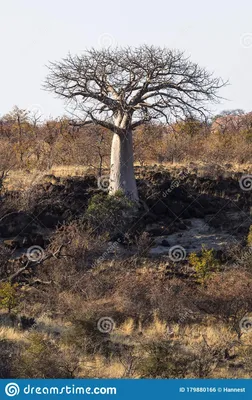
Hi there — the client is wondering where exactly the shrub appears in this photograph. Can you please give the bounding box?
[227,243,252,270]
[137,340,192,378]
[0,246,12,279]
[189,340,222,378]
[137,338,222,378]
[247,226,252,247]
[135,232,153,256]
[240,346,252,373]
[0,339,18,378]
[189,247,218,284]
[84,192,137,238]
[17,332,76,378]
[0,282,20,313]
[203,270,252,338]
[64,312,116,356]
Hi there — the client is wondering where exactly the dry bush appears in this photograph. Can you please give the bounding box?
[0,245,12,279]
[136,337,222,378]
[0,339,19,378]
[199,270,252,338]
[16,332,79,378]
[35,222,108,290]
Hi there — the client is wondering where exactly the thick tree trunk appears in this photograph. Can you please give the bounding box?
[109,129,138,202]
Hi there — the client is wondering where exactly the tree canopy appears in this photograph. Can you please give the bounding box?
[45,45,225,132]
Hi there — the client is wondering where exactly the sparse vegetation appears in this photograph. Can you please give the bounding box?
[0,283,20,314]
[0,157,252,378]
[0,93,252,380]
[189,247,219,284]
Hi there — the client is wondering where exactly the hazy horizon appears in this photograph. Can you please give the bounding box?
[1,0,252,120]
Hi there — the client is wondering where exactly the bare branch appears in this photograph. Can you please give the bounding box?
[45,46,226,132]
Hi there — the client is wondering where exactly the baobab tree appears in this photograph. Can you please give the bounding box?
[45,45,225,201]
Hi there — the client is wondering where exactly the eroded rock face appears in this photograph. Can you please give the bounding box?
[0,175,98,238]
[136,169,251,256]
[0,169,251,261]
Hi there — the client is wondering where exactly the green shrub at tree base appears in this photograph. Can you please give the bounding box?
[84,192,138,238]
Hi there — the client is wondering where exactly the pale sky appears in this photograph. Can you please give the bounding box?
[1,0,252,119]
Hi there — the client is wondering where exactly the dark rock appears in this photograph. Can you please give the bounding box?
[165,202,186,217]
[151,172,164,181]
[143,212,158,223]
[21,236,33,247]
[177,222,187,230]
[18,316,36,330]
[150,200,168,215]
[0,212,38,237]
[197,194,211,208]
[38,212,62,228]
[184,220,192,227]
[146,224,172,236]
[180,209,191,219]
[169,186,189,201]
[22,234,45,248]
[206,216,223,228]
[188,207,205,218]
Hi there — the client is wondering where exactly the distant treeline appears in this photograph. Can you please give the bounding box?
[0,107,251,174]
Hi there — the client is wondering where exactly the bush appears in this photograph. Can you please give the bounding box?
[0,339,18,378]
[247,226,252,247]
[137,340,192,378]
[17,332,77,378]
[0,246,12,279]
[228,243,252,270]
[84,192,137,238]
[65,315,108,354]
[137,338,222,378]
[189,247,218,284]
[0,282,20,313]
[203,270,252,338]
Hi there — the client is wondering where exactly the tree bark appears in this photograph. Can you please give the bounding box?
[109,129,138,202]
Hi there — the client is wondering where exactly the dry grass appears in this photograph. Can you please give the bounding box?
[35,313,71,336]
[0,326,26,342]
[85,356,125,378]
[143,312,168,338]
[50,165,90,177]
[117,318,135,336]
[1,311,251,378]
[4,161,252,192]
[4,165,90,191]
